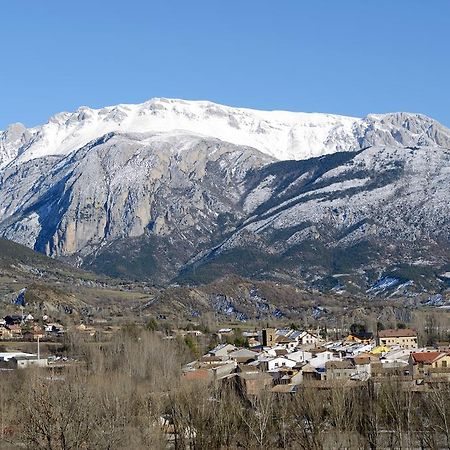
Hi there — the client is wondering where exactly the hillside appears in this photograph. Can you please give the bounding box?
[0,238,153,322]
[0,99,450,297]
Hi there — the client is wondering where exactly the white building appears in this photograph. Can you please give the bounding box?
[259,356,297,372]
[287,350,313,364]
[308,350,341,369]
[297,331,319,346]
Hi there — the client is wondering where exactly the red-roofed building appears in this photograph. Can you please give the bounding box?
[409,351,450,380]
[182,369,212,382]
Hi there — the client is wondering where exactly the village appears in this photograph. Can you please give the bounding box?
[1,307,450,448]
[181,326,450,393]
[2,308,449,390]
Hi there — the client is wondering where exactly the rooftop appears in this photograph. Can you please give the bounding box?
[379,328,416,338]
[411,351,448,364]
[325,360,354,370]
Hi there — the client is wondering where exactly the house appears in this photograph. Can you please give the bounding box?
[45,323,64,334]
[325,360,355,381]
[247,337,261,348]
[242,331,259,339]
[199,355,229,366]
[378,329,418,349]
[409,351,450,380]
[287,350,312,364]
[228,348,258,364]
[234,371,273,396]
[210,362,237,381]
[0,352,48,369]
[217,328,233,339]
[300,363,321,382]
[0,325,13,340]
[274,335,297,350]
[297,331,319,346]
[15,357,48,369]
[7,324,22,338]
[183,368,212,382]
[259,356,297,372]
[434,341,450,352]
[352,355,374,380]
[382,347,416,365]
[353,353,378,365]
[346,332,373,344]
[271,367,303,386]
[274,348,288,357]
[308,350,341,369]
[217,328,233,335]
[208,343,237,358]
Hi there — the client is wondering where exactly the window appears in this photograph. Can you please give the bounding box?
[442,360,448,368]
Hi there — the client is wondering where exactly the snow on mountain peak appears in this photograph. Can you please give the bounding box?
[1,98,449,169]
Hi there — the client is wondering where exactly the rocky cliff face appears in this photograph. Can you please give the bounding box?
[1,99,450,292]
[0,123,32,167]
[0,131,272,279]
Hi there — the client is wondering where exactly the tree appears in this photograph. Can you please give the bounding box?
[145,318,158,332]
[288,387,325,450]
[238,389,274,448]
[350,323,366,335]
[19,370,97,450]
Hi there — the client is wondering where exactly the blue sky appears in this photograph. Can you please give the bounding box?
[1,0,449,129]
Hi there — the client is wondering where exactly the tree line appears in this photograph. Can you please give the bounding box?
[0,327,449,449]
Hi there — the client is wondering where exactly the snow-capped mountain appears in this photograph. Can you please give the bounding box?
[184,144,450,292]
[1,98,450,293]
[1,98,450,168]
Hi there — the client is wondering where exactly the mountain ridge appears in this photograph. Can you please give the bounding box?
[2,98,449,169]
[1,98,450,296]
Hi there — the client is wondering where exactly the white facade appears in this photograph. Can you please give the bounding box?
[298,331,319,346]
[309,351,341,369]
[288,350,313,363]
[260,357,297,372]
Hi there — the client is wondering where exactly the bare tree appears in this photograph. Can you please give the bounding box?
[238,388,275,448]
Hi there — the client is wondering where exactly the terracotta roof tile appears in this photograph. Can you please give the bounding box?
[378,329,416,338]
[411,352,447,364]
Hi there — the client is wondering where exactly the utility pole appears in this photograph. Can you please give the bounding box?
[37,336,40,360]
